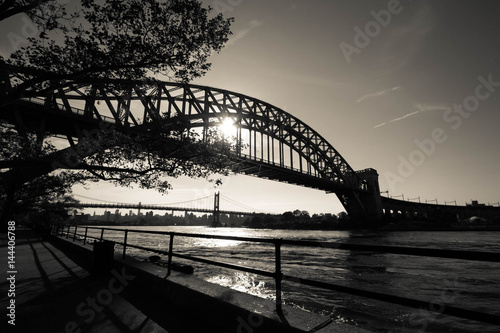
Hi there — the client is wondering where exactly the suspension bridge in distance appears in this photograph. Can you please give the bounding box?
[71,192,270,218]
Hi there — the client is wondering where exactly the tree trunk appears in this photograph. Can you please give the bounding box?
[1,175,18,226]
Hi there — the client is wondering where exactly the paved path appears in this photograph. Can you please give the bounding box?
[0,228,207,333]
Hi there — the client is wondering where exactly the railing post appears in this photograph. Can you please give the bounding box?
[166,234,174,277]
[275,240,283,313]
[83,227,88,245]
[73,226,78,241]
[122,230,128,258]
[100,228,104,241]
[66,225,70,239]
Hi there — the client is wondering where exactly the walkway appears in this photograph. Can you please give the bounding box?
[1,227,210,333]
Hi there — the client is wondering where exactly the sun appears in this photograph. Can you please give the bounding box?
[219,117,235,137]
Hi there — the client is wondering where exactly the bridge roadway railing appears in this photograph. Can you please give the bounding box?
[19,97,368,193]
[381,196,500,221]
[20,96,118,124]
[53,224,500,327]
[235,153,369,193]
[75,202,257,216]
[17,98,371,199]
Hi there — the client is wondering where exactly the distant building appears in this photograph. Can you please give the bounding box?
[467,200,486,207]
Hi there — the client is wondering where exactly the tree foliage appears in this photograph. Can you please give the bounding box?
[0,0,235,223]
[0,0,75,29]
[0,124,82,224]
[1,0,233,105]
[68,119,237,193]
[1,116,237,223]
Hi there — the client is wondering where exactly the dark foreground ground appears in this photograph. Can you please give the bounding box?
[0,228,224,333]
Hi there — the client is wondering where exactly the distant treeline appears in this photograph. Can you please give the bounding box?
[243,210,350,230]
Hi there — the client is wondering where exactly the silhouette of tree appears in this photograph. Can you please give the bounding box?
[0,118,236,224]
[0,0,235,224]
[0,0,233,106]
[0,125,83,224]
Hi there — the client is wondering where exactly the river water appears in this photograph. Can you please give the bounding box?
[85,226,500,332]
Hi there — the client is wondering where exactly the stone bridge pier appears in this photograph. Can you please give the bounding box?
[356,168,383,223]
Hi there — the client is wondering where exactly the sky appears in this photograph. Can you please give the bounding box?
[2,0,500,215]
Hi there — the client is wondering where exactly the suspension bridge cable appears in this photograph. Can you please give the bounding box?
[73,193,214,207]
[74,194,117,203]
[220,194,267,213]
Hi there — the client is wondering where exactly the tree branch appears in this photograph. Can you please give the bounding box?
[0,1,50,21]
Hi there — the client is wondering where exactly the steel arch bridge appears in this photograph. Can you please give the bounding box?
[1,79,383,222]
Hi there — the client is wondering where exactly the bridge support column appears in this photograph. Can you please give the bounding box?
[356,169,383,224]
[212,192,221,227]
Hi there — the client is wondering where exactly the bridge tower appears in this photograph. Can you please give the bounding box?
[356,169,383,223]
[212,192,221,227]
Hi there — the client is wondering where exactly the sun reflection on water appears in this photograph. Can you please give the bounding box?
[191,238,244,248]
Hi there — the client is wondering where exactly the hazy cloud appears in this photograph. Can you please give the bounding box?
[357,86,401,103]
[414,103,450,112]
[389,110,420,123]
[374,103,450,128]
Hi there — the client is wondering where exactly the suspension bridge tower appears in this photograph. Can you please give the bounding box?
[211,192,221,227]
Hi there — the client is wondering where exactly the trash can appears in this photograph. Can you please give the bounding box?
[91,240,115,276]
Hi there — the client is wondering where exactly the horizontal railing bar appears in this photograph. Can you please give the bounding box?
[95,239,275,278]
[171,252,276,278]
[78,226,500,262]
[82,227,278,243]
[117,242,167,255]
[283,274,500,326]
[280,240,500,263]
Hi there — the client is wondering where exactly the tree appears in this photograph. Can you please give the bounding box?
[5,175,81,226]
[0,124,83,224]
[65,119,236,193]
[0,0,235,224]
[0,114,237,224]
[1,0,233,106]
[0,1,75,25]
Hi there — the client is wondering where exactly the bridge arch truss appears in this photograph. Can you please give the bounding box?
[4,79,380,221]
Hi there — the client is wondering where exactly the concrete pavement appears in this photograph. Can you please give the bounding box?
[1,228,211,333]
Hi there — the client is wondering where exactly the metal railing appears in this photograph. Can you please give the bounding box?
[51,224,500,326]
[21,97,116,124]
